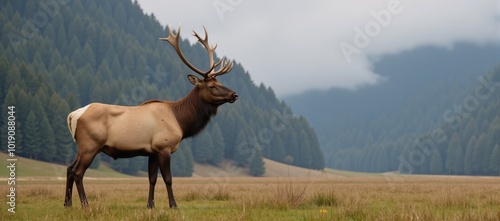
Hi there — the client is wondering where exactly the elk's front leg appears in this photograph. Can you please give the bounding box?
[158,149,177,208]
[147,155,159,209]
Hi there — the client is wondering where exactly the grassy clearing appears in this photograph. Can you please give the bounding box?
[1,176,499,220]
[0,153,131,178]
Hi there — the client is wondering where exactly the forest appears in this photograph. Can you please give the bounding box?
[287,44,500,176]
[0,0,324,176]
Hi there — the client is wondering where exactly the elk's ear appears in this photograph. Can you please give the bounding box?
[187,75,202,86]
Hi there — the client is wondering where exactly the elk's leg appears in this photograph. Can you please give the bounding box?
[147,155,159,209]
[64,156,79,207]
[72,150,99,208]
[158,150,177,208]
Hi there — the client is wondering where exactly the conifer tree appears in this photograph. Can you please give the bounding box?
[172,147,187,176]
[249,149,265,176]
[446,133,461,174]
[452,145,464,174]
[270,136,286,163]
[430,149,444,174]
[297,130,312,168]
[462,117,478,143]
[192,131,214,164]
[464,136,477,175]
[490,144,500,175]
[210,123,225,165]
[24,111,41,159]
[473,134,488,174]
[233,129,250,166]
[376,148,389,172]
[38,116,56,162]
[182,141,194,176]
[90,154,101,169]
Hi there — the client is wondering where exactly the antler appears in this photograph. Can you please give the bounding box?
[160,25,233,79]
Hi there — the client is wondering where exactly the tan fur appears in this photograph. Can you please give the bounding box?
[72,102,183,156]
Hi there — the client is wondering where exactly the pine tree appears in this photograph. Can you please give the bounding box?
[462,117,478,143]
[112,158,129,173]
[452,145,464,174]
[124,157,145,175]
[473,134,488,175]
[341,157,351,170]
[172,147,187,176]
[233,129,250,166]
[249,149,265,176]
[376,148,389,172]
[38,116,56,162]
[90,154,101,169]
[49,96,74,164]
[490,144,500,176]
[192,131,213,164]
[24,111,41,159]
[297,130,312,168]
[210,123,225,165]
[182,141,194,176]
[445,133,461,174]
[81,42,96,68]
[486,118,500,161]
[464,136,477,175]
[270,136,286,163]
[430,149,444,174]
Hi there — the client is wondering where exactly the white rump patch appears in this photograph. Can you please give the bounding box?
[67,104,91,141]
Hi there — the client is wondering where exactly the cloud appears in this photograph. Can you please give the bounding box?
[137,0,500,97]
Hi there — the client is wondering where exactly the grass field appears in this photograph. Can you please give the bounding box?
[1,176,499,220]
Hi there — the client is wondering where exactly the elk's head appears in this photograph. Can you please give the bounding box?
[160,26,238,105]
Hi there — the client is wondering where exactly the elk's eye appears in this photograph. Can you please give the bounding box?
[210,85,216,90]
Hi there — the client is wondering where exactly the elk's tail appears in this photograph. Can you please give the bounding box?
[67,104,91,141]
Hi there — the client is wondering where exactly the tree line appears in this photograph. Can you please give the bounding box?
[327,65,500,176]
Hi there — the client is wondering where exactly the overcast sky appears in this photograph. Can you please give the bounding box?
[136,0,500,97]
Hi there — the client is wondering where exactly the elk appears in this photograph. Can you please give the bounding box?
[64,26,238,209]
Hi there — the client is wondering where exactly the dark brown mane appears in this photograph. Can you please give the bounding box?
[172,87,218,139]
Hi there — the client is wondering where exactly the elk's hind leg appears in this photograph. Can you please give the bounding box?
[71,145,100,208]
[64,156,79,207]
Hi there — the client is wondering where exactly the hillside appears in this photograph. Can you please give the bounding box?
[0,152,339,179]
[0,152,131,178]
[0,0,324,177]
[286,43,500,175]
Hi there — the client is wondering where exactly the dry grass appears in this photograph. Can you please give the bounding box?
[1,176,500,220]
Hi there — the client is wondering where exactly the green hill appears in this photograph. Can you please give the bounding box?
[0,152,131,178]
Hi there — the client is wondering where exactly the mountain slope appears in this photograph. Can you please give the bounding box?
[285,43,500,174]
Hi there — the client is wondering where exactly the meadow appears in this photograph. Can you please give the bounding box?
[1,176,499,221]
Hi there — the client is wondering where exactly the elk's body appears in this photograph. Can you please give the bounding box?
[69,101,183,158]
[64,26,237,209]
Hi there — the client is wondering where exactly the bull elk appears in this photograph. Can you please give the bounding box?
[64,26,238,209]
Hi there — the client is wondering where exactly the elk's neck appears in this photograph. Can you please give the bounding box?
[172,88,218,139]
